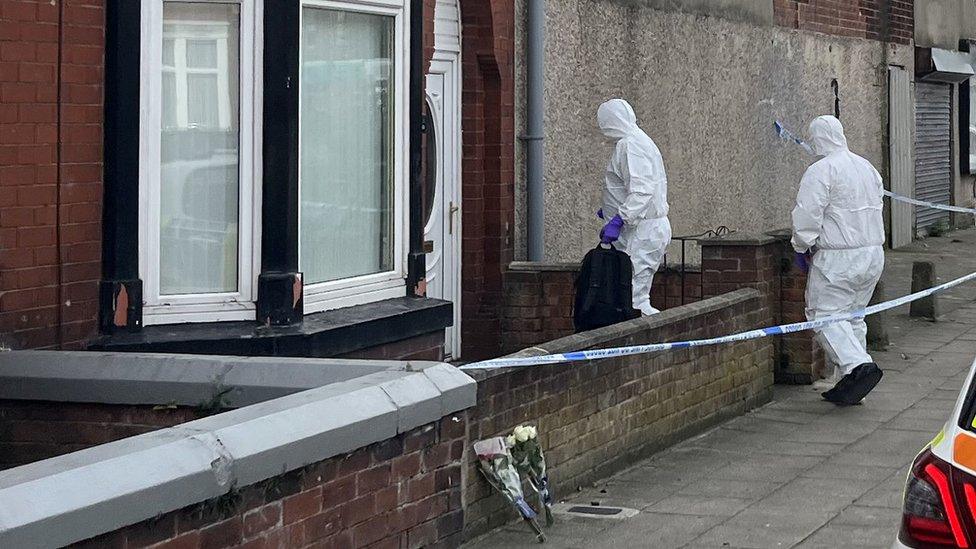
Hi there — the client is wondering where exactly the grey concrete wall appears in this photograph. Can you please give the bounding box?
[915,0,976,49]
[514,0,913,262]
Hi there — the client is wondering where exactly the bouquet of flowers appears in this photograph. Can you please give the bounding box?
[473,436,546,543]
[508,425,554,526]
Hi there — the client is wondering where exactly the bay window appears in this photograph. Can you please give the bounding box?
[300,1,407,313]
[134,0,408,326]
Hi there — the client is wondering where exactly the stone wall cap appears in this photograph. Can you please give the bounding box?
[0,351,450,408]
[508,261,580,272]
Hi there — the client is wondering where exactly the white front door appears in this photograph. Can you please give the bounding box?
[424,60,461,358]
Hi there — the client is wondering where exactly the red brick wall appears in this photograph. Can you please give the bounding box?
[700,235,824,384]
[499,265,703,356]
[497,235,825,383]
[0,399,206,470]
[458,0,515,361]
[499,267,575,355]
[773,0,914,44]
[0,0,104,350]
[339,331,446,361]
[650,268,702,312]
[68,415,467,549]
[464,290,774,540]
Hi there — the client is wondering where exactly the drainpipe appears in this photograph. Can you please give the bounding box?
[526,0,545,261]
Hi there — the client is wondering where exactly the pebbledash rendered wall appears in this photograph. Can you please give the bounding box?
[512,0,915,262]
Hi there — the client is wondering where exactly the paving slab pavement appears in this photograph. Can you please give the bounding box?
[465,235,976,549]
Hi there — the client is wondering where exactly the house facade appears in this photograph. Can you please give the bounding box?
[3,0,976,362]
[0,0,516,361]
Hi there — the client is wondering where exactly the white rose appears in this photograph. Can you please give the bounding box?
[525,426,537,439]
[514,425,530,443]
[506,434,516,447]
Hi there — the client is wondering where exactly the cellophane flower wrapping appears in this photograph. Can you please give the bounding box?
[473,437,537,520]
[509,425,554,525]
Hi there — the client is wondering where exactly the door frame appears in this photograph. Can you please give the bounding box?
[427,53,462,358]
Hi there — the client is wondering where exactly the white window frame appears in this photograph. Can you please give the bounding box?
[139,0,263,325]
[299,0,410,314]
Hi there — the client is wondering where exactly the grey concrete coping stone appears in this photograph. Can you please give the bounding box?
[508,260,701,273]
[507,261,580,272]
[0,362,475,548]
[465,288,762,381]
[0,351,441,408]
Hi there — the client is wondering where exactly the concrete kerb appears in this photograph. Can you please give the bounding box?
[0,353,476,548]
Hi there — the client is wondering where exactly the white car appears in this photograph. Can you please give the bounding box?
[894,357,976,548]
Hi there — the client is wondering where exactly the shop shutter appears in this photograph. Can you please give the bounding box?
[914,82,952,233]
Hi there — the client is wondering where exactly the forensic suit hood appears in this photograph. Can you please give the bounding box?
[791,115,884,253]
[809,115,849,157]
[598,99,637,140]
[598,98,671,316]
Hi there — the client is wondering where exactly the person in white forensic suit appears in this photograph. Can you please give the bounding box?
[596,98,672,316]
[792,115,885,405]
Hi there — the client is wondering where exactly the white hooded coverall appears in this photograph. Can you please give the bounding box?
[792,115,885,376]
[598,99,672,316]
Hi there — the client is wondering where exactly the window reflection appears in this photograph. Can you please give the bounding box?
[300,8,395,285]
[159,3,241,296]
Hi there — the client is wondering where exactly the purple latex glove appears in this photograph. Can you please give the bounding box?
[600,215,624,244]
[596,208,604,220]
[794,251,812,274]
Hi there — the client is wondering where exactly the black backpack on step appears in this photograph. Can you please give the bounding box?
[573,244,640,333]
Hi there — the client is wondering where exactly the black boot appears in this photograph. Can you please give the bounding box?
[822,363,883,406]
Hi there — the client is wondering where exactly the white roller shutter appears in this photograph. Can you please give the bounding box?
[914,82,952,233]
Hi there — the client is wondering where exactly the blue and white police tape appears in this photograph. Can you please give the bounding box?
[773,120,976,215]
[881,190,976,215]
[459,269,976,370]
[773,121,815,156]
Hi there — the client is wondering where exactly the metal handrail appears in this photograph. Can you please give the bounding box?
[661,226,736,307]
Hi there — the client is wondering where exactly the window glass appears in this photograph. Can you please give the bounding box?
[159,2,241,295]
[423,99,437,226]
[300,8,395,285]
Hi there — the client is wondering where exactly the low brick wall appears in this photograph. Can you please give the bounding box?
[501,263,577,355]
[0,357,475,548]
[501,262,699,356]
[499,230,825,384]
[70,416,467,549]
[463,288,774,540]
[0,400,207,470]
[699,231,824,383]
[651,266,703,311]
